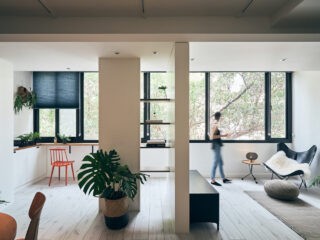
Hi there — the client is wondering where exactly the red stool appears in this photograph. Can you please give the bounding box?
[48,148,75,186]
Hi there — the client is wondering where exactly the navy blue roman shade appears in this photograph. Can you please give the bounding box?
[33,72,80,108]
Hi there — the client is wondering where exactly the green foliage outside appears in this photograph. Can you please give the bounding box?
[188,72,286,140]
[143,72,287,141]
[84,72,99,140]
[39,109,55,137]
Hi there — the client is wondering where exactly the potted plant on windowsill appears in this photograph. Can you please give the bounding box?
[16,132,40,147]
[58,134,71,144]
[77,149,148,229]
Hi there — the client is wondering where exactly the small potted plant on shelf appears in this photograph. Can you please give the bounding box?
[158,85,167,98]
[78,149,148,229]
[14,86,36,114]
[58,134,71,144]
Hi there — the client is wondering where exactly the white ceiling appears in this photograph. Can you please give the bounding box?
[0,42,174,72]
[1,42,320,72]
[190,42,320,71]
[0,0,289,17]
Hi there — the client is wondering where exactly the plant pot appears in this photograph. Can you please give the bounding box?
[103,196,129,229]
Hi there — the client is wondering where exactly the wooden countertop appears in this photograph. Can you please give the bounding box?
[14,143,99,153]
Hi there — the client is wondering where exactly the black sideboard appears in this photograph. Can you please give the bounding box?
[189,170,220,230]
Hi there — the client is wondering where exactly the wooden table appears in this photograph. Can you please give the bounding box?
[0,212,17,240]
[241,160,261,184]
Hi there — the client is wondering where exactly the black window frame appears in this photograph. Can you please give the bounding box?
[189,71,292,143]
[34,72,99,143]
[141,71,292,143]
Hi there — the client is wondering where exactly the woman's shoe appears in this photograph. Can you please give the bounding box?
[223,178,232,183]
[210,181,222,186]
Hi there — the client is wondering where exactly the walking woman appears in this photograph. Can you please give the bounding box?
[210,112,231,186]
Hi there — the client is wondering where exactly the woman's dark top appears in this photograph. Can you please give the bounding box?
[212,128,223,149]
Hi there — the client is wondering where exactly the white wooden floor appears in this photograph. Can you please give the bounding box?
[2,175,320,240]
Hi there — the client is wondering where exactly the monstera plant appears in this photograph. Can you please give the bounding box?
[78,149,148,229]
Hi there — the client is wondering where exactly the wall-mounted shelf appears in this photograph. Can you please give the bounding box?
[140,143,172,148]
[140,146,173,149]
[140,122,173,125]
[140,98,173,102]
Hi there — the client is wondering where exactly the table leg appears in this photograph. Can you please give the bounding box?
[241,164,258,184]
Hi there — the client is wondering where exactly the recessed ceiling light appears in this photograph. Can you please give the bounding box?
[153,51,158,55]
[66,67,70,70]
[190,58,195,61]
[114,51,120,55]
[280,58,287,62]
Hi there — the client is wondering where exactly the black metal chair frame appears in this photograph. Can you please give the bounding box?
[263,143,317,189]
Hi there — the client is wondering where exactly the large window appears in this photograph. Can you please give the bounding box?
[189,72,292,142]
[189,73,206,140]
[34,72,99,142]
[141,72,172,142]
[39,109,55,137]
[83,72,99,140]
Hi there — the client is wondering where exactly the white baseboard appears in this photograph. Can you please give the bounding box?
[15,174,47,191]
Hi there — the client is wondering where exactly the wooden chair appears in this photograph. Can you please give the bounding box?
[0,212,17,240]
[49,148,75,186]
[17,192,46,240]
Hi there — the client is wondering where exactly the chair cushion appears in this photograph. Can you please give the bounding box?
[264,179,299,201]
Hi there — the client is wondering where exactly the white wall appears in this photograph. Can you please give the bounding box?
[293,71,320,181]
[14,147,46,188]
[45,145,99,178]
[13,71,33,137]
[0,59,14,202]
[190,143,277,178]
[140,149,171,171]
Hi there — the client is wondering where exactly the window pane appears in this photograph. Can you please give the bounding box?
[210,72,265,140]
[39,109,55,137]
[271,72,286,138]
[84,72,99,140]
[150,102,170,122]
[150,73,169,99]
[150,125,170,141]
[189,73,206,140]
[140,72,144,99]
[60,109,76,137]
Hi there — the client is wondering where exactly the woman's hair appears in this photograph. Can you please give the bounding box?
[214,112,221,120]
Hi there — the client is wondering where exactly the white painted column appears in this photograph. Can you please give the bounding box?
[99,58,140,210]
[174,42,190,233]
[0,59,14,202]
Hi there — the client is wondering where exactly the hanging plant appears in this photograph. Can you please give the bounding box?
[14,86,36,114]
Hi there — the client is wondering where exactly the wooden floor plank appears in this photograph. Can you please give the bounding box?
[2,176,318,240]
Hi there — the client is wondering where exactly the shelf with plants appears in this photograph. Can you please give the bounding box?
[140,73,174,149]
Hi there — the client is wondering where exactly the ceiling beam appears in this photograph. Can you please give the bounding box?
[271,0,304,27]
[38,0,55,18]
[141,0,146,18]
